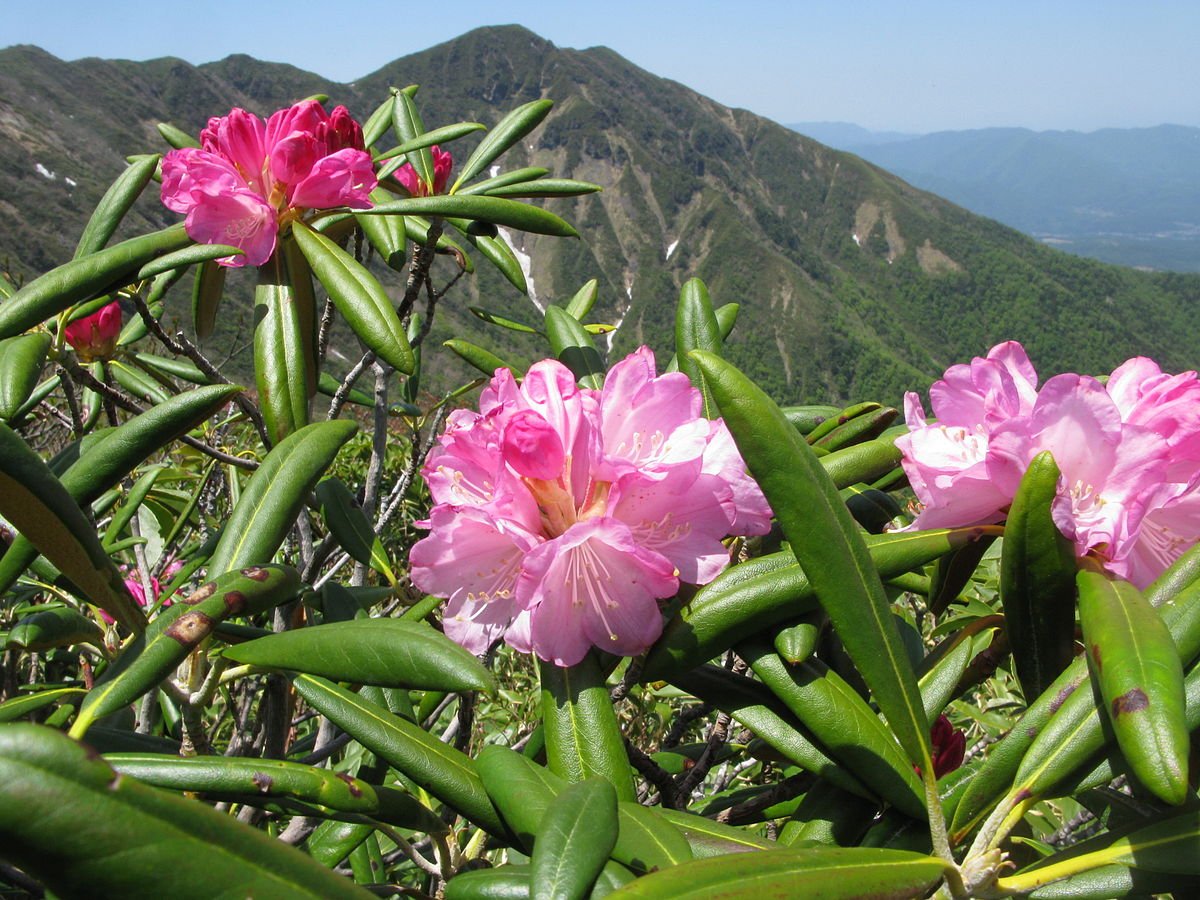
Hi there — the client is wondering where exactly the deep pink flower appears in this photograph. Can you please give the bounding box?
[101,575,168,624]
[410,347,771,666]
[394,145,453,197]
[898,342,1200,586]
[161,101,376,267]
[63,301,122,362]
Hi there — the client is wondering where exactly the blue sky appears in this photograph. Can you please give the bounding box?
[6,1,1196,133]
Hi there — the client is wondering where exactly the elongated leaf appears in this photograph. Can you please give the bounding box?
[0,423,143,630]
[254,269,312,445]
[532,780,618,900]
[0,225,192,340]
[376,121,485,166]
[655,808,774,856]
[365,195,578,238]
[453,99,554,190]
[483,179,602,198]
[391,91,434,192]
[293,222,414,374]
[445,217,528,293]
[0,724,371,899]
[1027,865,1200,899]
[670,665,870,799]
[1077,567,1188,804]
[999,809,1200,895]
[0,332,51,419]
[75,154,161,258]
[206,419,357,577]
[457,166,550,196]
[7,606,104,650]
[1001,452,1078,698]
[443,339,518,377]
[293,674,506,836]
[564,279,599,320]
[356,187,408,270]
[544,305,604,389]
[0,384,242,594]
[819,439,903,490]
[315,478,395,582]
[675,279,721,417]
[74,565,300,734]
[191,258,226,340]
[691,351,931,771]
[223,619,494,692]
[644,527,991,681]
[540,656,636,802]
[0,687,87,723]
[605,847,947,899]
[136,242,242,280]
[157,121,200,149]
[742,642,925,819]
[445,866,533,899]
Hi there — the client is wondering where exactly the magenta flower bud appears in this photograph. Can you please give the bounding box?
[63,301,122,362]
[503,410,566,480]
[930,715,966,778]
[395,145,453,197]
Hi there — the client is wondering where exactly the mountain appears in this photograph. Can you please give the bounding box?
[788,122,917,148]
[2,28,1199,407]
[801,123,1200,272]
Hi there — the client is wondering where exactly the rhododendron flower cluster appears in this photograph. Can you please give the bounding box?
[410,348,772,666]
[63,301,122,361]
[394,145,453,196]
[898,342,1200,586]
[161,101,376,267]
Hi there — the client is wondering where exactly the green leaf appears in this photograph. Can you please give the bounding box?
[205,419,357,577]
[669,665,870,800]
[0,225,192,341]
[532,779,619,900]
[818,439,904,490]
[292,221,414,374]
[470,305,540,334]
[104,753,379,813]
[315,478,396,583]
[811,407,899,452]
[1000,451,1078,698]
[655,808,774,857]
[675,279,721,418]
[443,339,518,377]
[457,166,550,196]
[779,406,842,436]
[6,607,104,650]
[254,265,313,445]
[223,619,495,692]
[156,121,200,149]
[563,279,599,320]
[483,179,602,199]
[604,847,948,899]
[773,613,822,665]
[690,351,932,772]
[391,90,435,192]
[75,155,161,258]
[0,687,87,723]
[364,196,578,238]
[355,187,408,270]
[1026,864,1200,899]
[0,332,52,419]
[74,566,300,734]
[0,384,243,595]
[135,242,243,280]
[445,866,533,899]
[741,642,925,819]
[191,259,226,340]
[1077,567,1189,804]
[539,656,636,802]
[375,121,486,172]
[445,217,528,293]
[0,423,144,631]
[453,99,554,190]
[0,724,372,899]
[292,674,506,836]
[544,305,604,389]
[644,527,990,681]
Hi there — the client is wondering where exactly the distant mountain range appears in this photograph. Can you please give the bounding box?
[789,122,1200,272]
[2,27,1198,407]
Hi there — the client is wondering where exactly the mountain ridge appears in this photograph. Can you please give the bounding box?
[2,26,1197,405]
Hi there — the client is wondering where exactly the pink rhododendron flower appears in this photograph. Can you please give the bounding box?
[410,347,771,666]
[63,301,122,362]
[899,342,1200,586]
[929,715,966,778]
[394,145,453,197]
[161,101,376,267]
[100,575,169,624]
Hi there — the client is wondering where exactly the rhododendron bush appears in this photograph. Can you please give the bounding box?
[0,84,1196,900]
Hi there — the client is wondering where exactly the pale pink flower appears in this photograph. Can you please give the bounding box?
[161,101,376,267]
[410,347,771,666]
[898,342,1200,586]
[63,301,122,362]
[394,145,453,197]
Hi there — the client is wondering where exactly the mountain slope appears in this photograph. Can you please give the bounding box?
[2,28,1198,405]
[807,124,1200,271]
